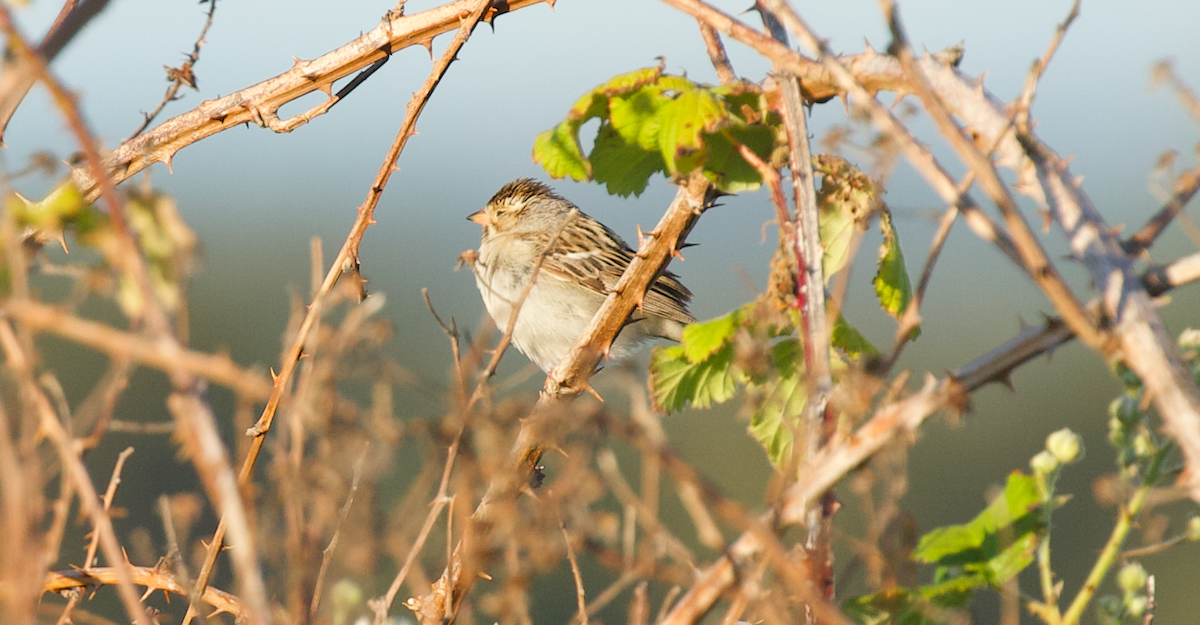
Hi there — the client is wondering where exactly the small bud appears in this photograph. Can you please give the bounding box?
[1110,396,1142,425]
[1046,428,1083,464]
[1030,450,1059,475]
[1132,431,1154,458]
[332,578,363,612]
[1186,516,1200,541]
[1178,327,1200,349]
[1126,595,1148,618]
[1117,562,1147,594]
[1097,595,1122,622]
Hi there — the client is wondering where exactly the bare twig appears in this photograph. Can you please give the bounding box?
[53,447,132,625]
[127,0,220,140]
[697,22,736,84]
[0,320,151,625]
[64,0,550,203]
[4,300,272,400]
[185,1,496,621]
[0,0,114,142]
[559,515,589,625]
[82,447,134,570]
[158,495,205,625]
[1124,163,1200,256]
[310,444,369,616]
[1151,59,1200,126]
[878,0,1103,349]
[1011,0,1080,129]
[43,566,242,617]
[375,431,464,622]
[595,449,695,567]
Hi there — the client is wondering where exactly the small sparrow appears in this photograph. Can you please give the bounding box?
[468,178,696,373]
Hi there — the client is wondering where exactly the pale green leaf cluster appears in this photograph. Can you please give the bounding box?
[533,66,784,196]
[845,472,1046,624]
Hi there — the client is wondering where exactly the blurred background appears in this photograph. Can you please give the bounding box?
[6,0,1200,622]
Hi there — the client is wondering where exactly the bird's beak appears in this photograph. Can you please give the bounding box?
[467,210,490,227]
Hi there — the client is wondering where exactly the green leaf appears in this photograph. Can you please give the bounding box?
[590,123,665,197]
[815,155,876,281]
[819,188,859,281]
[609,88,668,149]
[594,65,665,98]
[912,525,981,565]
[701,127,770,193]
[655,88,728,175]
[535,69,784,195]
[983,532,1039,583]
[913,472,1043,586]
[649,343,737,413]
[532,121,592,181]
[680,306,746,363]
[832,314,879,359]
[746,339,807,468]
[874,208,917,338]
[843,588,955,625]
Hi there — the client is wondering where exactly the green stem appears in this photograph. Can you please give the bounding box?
[1059,451,1166,625]
[1035,471,1063,623]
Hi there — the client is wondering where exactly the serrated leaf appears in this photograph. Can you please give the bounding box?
[831,314,879,359]
[654,74,695,94]
[590,123,664,197]
[533,121,591,181]
[609,88,668,149]
[747,339,807,468]
[913,472,1043,584]
[649,343,737,413]
[536,69,782,193]
[819,201,857,282]
[701,127,770,193]
[978,471,1040,534]
[595,66,664,97]
[656,88,729,175]
[983,532,1038,583]
[681,306,745,363]
[874,209,916,336]
[911,525,983,565]
[565,90,608,122]
[815,155,876,281]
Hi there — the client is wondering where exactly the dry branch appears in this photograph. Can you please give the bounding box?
[67,0,550,203]
[665,0,1200,504]
[44,566,242,619]
[4,300,272,400]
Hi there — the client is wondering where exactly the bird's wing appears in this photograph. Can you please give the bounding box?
[533,218,695,325]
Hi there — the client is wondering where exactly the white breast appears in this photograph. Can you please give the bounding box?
[472,236,648,373]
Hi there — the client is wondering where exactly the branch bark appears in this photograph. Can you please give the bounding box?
[62,0,550,202]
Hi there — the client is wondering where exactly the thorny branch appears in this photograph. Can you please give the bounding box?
[0,3,270,623]
[64,0,551,203]
[0,0,114,142]
[126,0,220,141]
